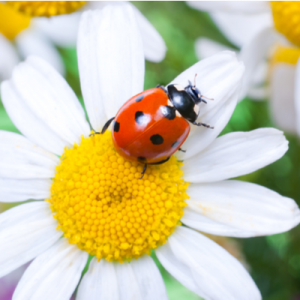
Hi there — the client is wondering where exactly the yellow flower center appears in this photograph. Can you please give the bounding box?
[271,1,300,47]
[0,3,30,40]
[271,45,300,65]
[6,1,86,18]
[48,131,188,262]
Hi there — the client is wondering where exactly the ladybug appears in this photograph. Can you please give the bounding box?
[100,76,213,177]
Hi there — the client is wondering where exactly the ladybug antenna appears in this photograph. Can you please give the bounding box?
[194,74,197,87]
[201,95,214,101]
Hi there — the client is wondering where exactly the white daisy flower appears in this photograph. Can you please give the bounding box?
[0,4,299,300]
[0,1,166,80]
[188,1,300,135]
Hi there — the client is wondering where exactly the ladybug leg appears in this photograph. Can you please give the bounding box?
[101,117,115,134]
[149,157,170,165]
[89,131,101,137]
[193,122,214,129]
[89,117,115,136]
[139,164,148,179]
[139,157,171,179]
[156,84,168,94]
[178,148,186,152]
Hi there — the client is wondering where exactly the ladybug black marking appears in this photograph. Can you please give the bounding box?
[171,141,180,148]
[135,94,144,102]
[138,156,147,162]
[167,85,198,123]
[150,134,164,145]
[135,111,150,126]
[113,121,120,133]
[161,105,176,120]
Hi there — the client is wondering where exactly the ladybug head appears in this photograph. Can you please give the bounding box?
[167,80,204,124]
[184,80,203,105]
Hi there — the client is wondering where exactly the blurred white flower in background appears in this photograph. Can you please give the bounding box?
[0,1,166,81]
[188,1,300,135]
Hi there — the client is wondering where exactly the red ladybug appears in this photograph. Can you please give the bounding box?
[100,78,213,176]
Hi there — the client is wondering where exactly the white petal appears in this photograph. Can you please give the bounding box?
[35,0,166,63]
[270,63,297,133]
[0,130,59,179]
[131,3,166,62]
[129,256,168,300]
[13,239,88,300]
[32,12,81,48]
[88,1,166,63]
[195,37,269,101]
[115,256,168,300]
[76,258,118,300]
[0,202,61,278]
[195,38,235,60]
[248,59,268,87]
[0,178,51,202]
[188,1,270,13]
[239,28,279,99]
[15,28,65,75]
[178,85,238,161]
[210,11,273,48]
[169,51,242,118]
[182,180,300,237]
[247,86,269,100]
[156,227,261,300]
[0,33,19,81]
[171,51,244,160]
[114,260,143,300]
[1,81,65,155]
[77,255,167,300]
[246,60,269,100]
[83,1,108,10]
[183,128,288,183]
[78,4,145,130]
[1,56,90,155]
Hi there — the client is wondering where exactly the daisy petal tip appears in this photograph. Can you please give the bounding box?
[271,198,300,235]
[267,128,289,155]
[219,50,239,62]
[184,181,300,238]
[157,227,262,300]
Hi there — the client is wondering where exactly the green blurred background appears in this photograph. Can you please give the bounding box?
[1,2,300,300]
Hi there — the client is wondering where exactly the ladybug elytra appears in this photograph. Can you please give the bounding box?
[99,77,213,177]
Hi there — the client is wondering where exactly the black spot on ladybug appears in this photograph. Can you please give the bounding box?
[150,134,164,145]
[135,94,144,102]
[135,111,150,126]
[113,121,120,132]
[172,141,180,148]
[138,156,147,162]
[161,106,176,120]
